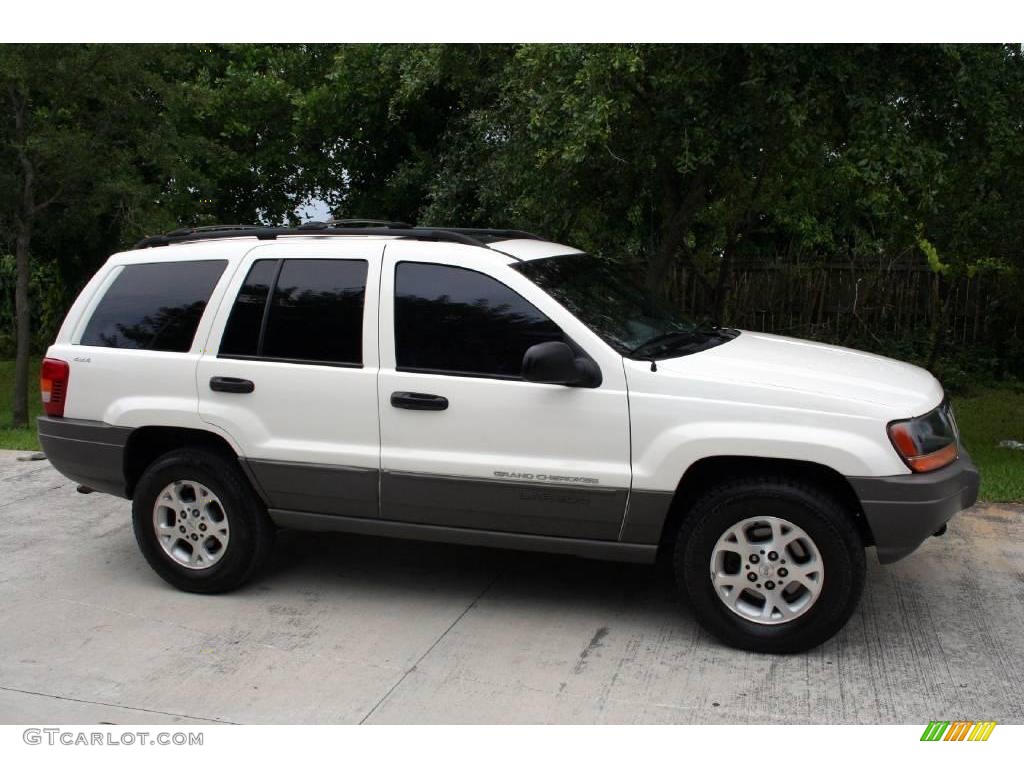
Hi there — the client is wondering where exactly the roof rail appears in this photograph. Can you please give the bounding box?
[440,228,543,243]
[326,218,412,228]
[164,224,263,236]
[133,221,545,252]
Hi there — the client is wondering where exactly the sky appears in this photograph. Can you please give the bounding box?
[295,198,331,222]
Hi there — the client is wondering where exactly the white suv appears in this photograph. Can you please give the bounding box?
[38,222,979,652]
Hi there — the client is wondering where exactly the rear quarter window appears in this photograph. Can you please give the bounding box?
[79,260,227,352]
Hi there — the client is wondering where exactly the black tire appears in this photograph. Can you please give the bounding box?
[132,448,275,593]
[673,476,865,653]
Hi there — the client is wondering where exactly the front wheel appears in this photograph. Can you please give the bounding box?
[673,477,865,653]
[132,448,274,593]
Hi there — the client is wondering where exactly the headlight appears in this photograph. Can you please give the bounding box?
[887,401,959,472]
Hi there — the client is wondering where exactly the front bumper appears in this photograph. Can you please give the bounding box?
[848,451,980,564]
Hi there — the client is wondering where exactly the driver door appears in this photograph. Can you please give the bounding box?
[376,240,631,540]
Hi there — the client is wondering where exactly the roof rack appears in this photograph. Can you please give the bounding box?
[439,228,544,243]
[133,221,544,252]
[326,218,412,228]
[164,224,264,236]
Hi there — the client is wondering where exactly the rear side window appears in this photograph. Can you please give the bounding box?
[219,258,368,366]
[394,262,564,378]
[79,260,227,352]
[217,260,277,357]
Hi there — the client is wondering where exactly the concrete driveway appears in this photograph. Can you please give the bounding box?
[0,449,1021,724]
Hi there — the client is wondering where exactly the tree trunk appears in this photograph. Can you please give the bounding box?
[12,224,32,429]
[10,86,35,430]
[711,232,738,324]
[927,273,955,371]
[647,170,710,304]
[646,233,681,300]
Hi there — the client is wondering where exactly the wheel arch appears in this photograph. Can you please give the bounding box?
[655,455,873,557]
[124,426,243,498]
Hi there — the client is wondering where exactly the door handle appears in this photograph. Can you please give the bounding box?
[390,391,448,411]
[210,376,255,394]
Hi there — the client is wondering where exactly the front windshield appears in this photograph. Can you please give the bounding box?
[514,253,733,359]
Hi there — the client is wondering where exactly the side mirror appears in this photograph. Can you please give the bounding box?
[522,341,601,388]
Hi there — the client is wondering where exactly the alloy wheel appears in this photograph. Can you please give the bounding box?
[709,515,824,625]
[152,480,230,570]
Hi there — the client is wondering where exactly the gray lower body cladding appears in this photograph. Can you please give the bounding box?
[37,416,131,497]
[39,415,980,567]
[380,470,628,540]
[269,508,657,563]
[848,451,980,564]
[619,490,675,544]
[247,463,641,542]
[37,417,652,559]
[242,459,378,519]
[242,460,630,539]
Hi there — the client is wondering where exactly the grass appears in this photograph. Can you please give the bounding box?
[951,385,1024,503]
[0,358,42,451]
[0,357,1019,501]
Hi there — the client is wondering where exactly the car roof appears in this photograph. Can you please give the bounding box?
[488,238,583,261]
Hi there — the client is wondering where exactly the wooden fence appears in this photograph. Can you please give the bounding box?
[666,259,1018,352]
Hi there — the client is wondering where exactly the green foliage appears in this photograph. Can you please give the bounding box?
[0,357,40,450]
[918,236,948,276]
[0,255,67,356]
[0,43,1022,380]
[303,44,1024,330]
[953,386,1024,502]
[0,43,1021,497]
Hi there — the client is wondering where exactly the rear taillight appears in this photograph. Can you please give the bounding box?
[40,358,70,417]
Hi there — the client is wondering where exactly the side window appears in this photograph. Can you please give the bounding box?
[219,258,368,366]
[394,262,564,378]
[79,260,227,352]
[218,260,278,357]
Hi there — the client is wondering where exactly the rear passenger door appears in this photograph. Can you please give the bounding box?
[197,240,382,519]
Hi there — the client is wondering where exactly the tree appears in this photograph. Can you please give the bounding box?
[0,44,328,427]
[411,45,865,306]
[0,46,131,426]
[300,44,513,222]
[321,44,1023,352]
[3,43,1022,420]
[160,43,334,226]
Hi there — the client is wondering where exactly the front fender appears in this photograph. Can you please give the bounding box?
[631,419,907,492]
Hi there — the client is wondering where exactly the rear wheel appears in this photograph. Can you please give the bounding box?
[673,476,865,653]
[132,448,274,593]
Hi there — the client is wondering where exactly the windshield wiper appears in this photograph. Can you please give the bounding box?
[628,329,703,358]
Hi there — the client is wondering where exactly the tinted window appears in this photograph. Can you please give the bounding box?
[513,253,737,360]
[219,259,279,357]
[80,260,226,352]
[394,262,564,378]
[219,258,367,365]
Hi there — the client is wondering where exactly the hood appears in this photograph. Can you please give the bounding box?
[651,330,943,417]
